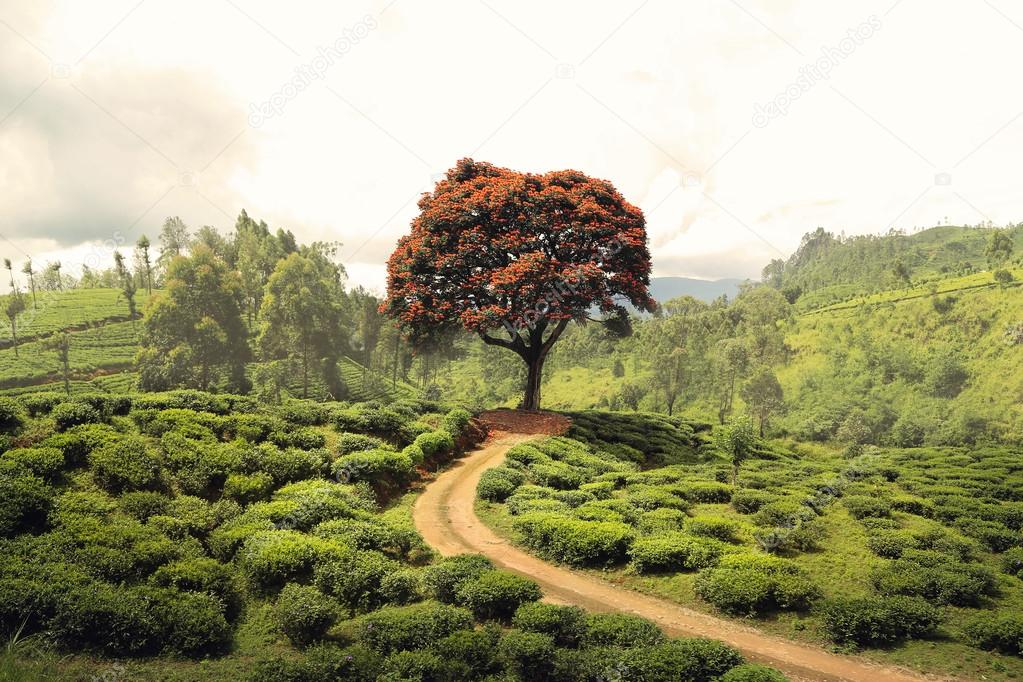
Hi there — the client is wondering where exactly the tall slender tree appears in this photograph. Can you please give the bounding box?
[44,331,72,395]
[135,235,153,294]
[21,260,36,309]
[113,251,138,330]
[3,292,25,357]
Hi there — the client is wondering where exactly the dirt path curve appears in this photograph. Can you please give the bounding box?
[414,422,942,682]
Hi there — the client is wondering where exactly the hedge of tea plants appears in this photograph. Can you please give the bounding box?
[0,393,789,681]
[479,414,1023,661]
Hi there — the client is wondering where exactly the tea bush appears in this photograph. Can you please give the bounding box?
[820,595,941,645]
[274,583,338,647]
[512,602,587,647]
[695,553,821,615]
[514,513,635,566]
[629,533,725,573]
[455,570,542,621]
[962,613,1023,655]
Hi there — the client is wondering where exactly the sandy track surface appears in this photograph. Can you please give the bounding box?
[413,429,942,682]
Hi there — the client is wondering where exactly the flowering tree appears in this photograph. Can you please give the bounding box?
[382,158,654,410]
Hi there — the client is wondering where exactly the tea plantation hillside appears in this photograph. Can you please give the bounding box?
[0,393,787,681]
[430,263,1023,445]
[476,414,1023,681]
[0,286,416,402]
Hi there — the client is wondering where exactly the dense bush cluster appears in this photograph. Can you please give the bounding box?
[0,391,476,663]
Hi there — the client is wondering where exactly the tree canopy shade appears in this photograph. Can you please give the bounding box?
[382,158,655,409]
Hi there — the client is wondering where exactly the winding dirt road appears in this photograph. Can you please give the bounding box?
[413,427,942,682]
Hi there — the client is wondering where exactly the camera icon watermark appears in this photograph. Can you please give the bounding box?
[680,172,703,189]
[934,172,952,186]
[555,63,576,79]
[50,62,72,79]
[178,171,200,188]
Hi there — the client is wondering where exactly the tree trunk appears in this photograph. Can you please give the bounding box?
[522,353,544,411]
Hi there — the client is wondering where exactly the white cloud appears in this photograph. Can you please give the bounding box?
[2,0,1023,288]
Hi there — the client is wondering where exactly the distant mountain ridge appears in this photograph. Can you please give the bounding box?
[648,276,742,303]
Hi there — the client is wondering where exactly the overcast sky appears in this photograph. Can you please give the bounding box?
[2,0,1022,293]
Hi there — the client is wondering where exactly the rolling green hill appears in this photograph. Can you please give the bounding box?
[0,287,418,403]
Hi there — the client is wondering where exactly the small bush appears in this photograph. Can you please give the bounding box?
[274,583,338,647]
[629,533,724,573]
[820,595,941,645]
[498,629,556,680]
[623,638,744,682]
[336,432,387,455]
[584,612,665,647]
[150,558,243,620]
[421,554,493,603]
[238,531,346,591]
[514,514,635,566]
[694,553,820,616]
[512,602,587,648]
[314,549,399,616]
[842,495,892,519]
[720,663,790,681]
[1001,547,1023,579]
[962,613,1023,655]
[89,436,162,493]
[477,468,520,501]
[0,470,52,535]
[223,472,275,504]
[688,516,741,542]
[455,570,542,621]
[731,489,776,514]
[51,400,102,431]
[358,602,473,655]
[379,569,423,605]
[866,530,918,559]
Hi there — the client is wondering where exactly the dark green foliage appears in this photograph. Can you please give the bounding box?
[380,649,445,680]
[357,602,474,655]
[0,468,51,535]
[866,530,918,559]
[0,397,24,431]
[238,530,346,591]
[477,466,522,501]
[731,489,777,514]
[962,613,1023,655]
[89,436,162,493]
[512,602,587,647]
[421,553,493,603]
[274,583,338,647]
[628,533,724,573]
[687,516,741,542]
[497,629,556,680]
[842,495,892,519]
[584,612,665,647]
[223,472,275,504]
[820,596,941,645]
[48,584,230,657]
[150,558,243,620]
[314,549,400,615]
[694,553,821,616]
[1002,547,1023,579]
[622,638,744,682]
[871,558,997,606]
[514,514,635,566]
[336,432,387,455]
[379,568,423,605]
[51,400,102,430]
[432,627,502,680]
[721,663,790,682]
[454,570,542,621]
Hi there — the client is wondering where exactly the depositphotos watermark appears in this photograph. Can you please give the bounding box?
[500,238,623,336]
[248,15,378,127]
[752,15,882,128]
